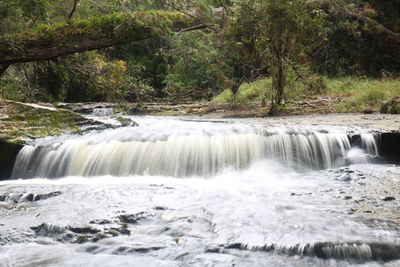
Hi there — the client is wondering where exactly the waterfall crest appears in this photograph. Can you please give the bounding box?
[12,121,379,179]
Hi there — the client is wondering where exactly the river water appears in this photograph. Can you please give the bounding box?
[1,115,400,266]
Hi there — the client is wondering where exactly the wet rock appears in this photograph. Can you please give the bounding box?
[223,241,400,262]
[381,196,396,201]
[348,208,356,214]
[23,191,62,202]
[0,139,23,180]
[68,226,100,234]
[108,224,131,236]
[74,234,89,244]
[118,212,148,224]
[363,109,374,114]
[89,219,112,225]
[130,246,164,253]
[344,196,352,200]
[91,233,110,242]
[111,116,138,127]
[113,245,164,254]
[205,245,223,253]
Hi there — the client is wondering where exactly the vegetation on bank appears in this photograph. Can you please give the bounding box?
[0,101,84,142]
[213,77,400,113]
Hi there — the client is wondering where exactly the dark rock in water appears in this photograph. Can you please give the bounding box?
[25,191,62,202]
[68,226,100,234]
[111,116,139,127]
[0,139,23,180]
[154,206,167,210]
[118,212,148,224]
[223,241,400,262]
[89,219,112,225]
[205,245,223,253]
[74,234,90,244]
[380,132,400,164]
[91,233,110,242]
[381,196,396,201]
[0,191,62,203]
[109,224,131,236]
[363,109,374,114]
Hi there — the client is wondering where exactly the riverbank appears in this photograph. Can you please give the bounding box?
[60,101,400,131]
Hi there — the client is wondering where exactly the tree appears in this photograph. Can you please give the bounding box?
[0,10,200,76]
[232,0,326,114]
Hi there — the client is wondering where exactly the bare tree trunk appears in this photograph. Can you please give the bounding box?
[275,53,285,105]
[68,0,80,20]
[269,50,285,115]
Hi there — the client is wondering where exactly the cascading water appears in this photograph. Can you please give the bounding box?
[12,119,377,179]
[2,116,400,267]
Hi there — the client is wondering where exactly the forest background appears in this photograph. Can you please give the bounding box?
[0,0,399,114]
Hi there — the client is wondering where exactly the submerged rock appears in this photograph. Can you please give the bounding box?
[381,196,396,201]
[118,212,148,224]
[0,191,62,203]
[68,226,100,234]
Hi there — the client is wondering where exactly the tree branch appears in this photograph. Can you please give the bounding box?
[0,11,198,67]
[68,0,80,20]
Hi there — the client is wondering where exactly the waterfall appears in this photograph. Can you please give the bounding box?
[11,121,379,179]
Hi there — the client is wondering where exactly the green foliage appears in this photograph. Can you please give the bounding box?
[230,0,327,112]
[19,0,51,20]
[213,79,271,104]
[313,0,400,77]
[163,31,225,99]
[1,0,400,106]
[325,77,400,112]
[121,62,155,102]
[0,51,129,102]
[213,75,400,113]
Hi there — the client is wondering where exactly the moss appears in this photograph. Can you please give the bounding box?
[0,101,85,142]
[0,10,195,62]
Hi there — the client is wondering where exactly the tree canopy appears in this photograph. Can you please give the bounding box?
[0,0,399,106]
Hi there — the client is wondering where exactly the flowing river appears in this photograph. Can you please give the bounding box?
[1,115,400,266]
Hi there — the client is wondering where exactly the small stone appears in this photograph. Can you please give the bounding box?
[74,235,89,244]
[363,109,373,114]
[381,196,396,201]
[68,226,100,234]
[344,196,352,200]
[363,210,373,213]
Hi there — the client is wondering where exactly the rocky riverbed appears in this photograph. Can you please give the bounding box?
[1,102,400,266]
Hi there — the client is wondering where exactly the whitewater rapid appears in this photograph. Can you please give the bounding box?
[1,116,399,267]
